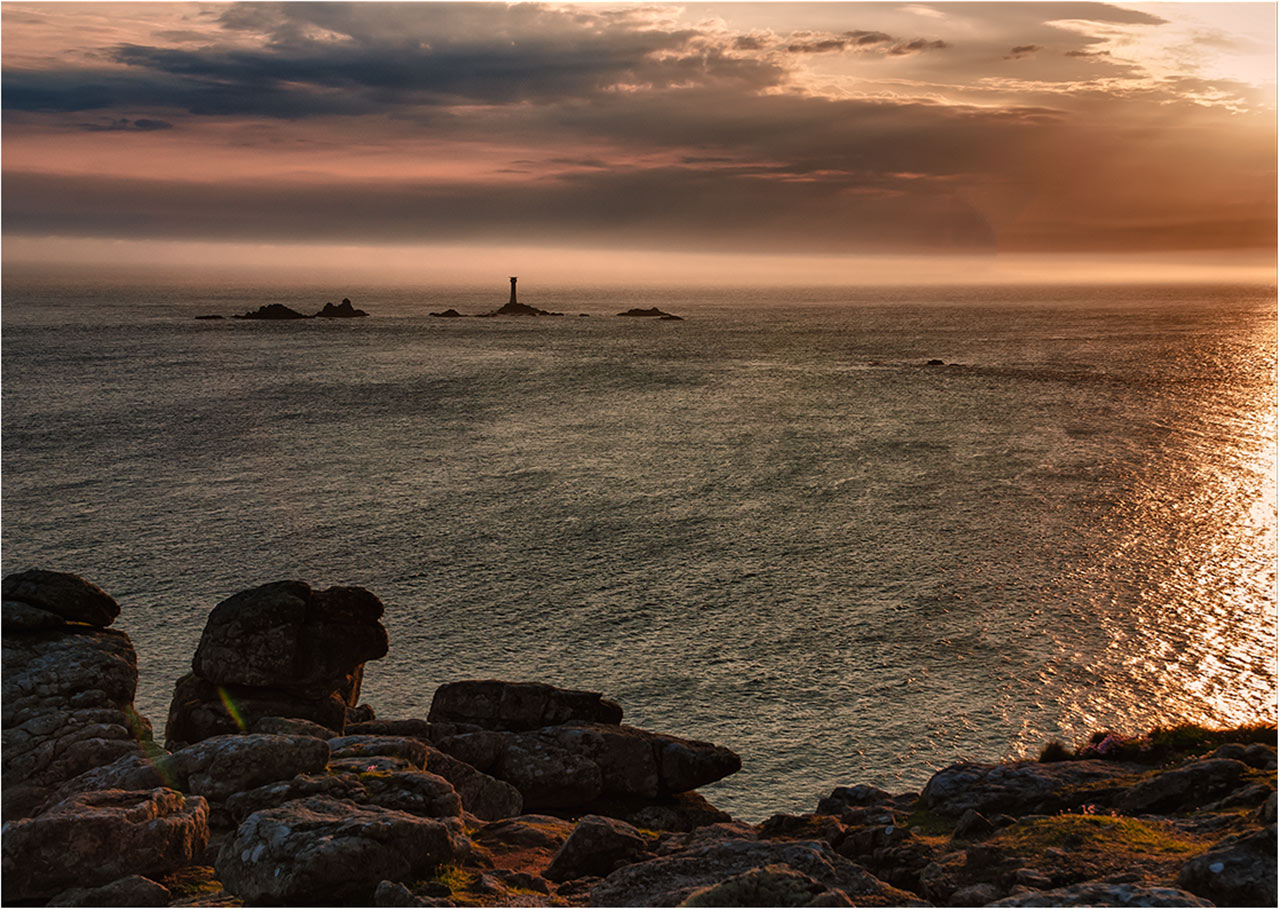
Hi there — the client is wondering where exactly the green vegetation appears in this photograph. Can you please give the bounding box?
[160,866,225,898]
[904,804,956,838]
[1037,722,1277,766]
[995,814,1201,859]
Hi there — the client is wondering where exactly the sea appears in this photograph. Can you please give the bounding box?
[2,280,1276,822]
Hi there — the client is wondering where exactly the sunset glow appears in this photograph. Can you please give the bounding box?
[2,1,1275,285]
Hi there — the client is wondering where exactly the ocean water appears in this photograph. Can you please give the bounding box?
[2,281,1275,821]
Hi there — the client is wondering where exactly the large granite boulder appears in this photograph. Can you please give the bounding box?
[1,788,209,902]
[3,569,120,627]
[1176,825,1277,907]
[3,571,154,819]
[921,759,1141,817]
[193,581,385,696]
[165,580,388,748]
[217,796,456,904]
[429,680,623,731]
[589,838,924,906]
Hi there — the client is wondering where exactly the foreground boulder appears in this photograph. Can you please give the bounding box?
[1176,825,1278,907]
[2,570,152,819]
[217,796,456,904]
[1,788,209,902]
[166,581,388,747]
[989,882,1213,906]
[590,837,923,906]
[543,814,651,881]
[429,680,623,731]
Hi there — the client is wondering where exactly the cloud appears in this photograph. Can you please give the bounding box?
[1005,44,1045,60]
[76,117,173,132]
[1065,49,1110,58]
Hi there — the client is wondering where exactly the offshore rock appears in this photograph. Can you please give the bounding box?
[1176,825,1278,907]
[921,759,1140,817]
[316,298,368,317]
[232,303,309,319]
[590,838,924,906]
[1,788,209,902]
[2,569,121,627]
[166,580,387,747]
[429,680,624,731]
[617,307,679,319]
[989,882,1214,906]
[3,619,151,819]
[47,875,171,907]
[217,796,455,904]
[544,814,651,881]
[428,308,464,318]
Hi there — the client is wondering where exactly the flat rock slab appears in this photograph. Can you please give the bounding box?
[2,570,120,627]
[429,680,623,731]
[329,734,429,768]
[922,760,1142,817]
[170,733,331,801]
[989,882,1214,906]
[1,788,209,902]
[216,795,455,904]
[589,837,924,906]
[225,770,461,823]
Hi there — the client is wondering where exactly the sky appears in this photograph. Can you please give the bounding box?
[1,1,1276,286]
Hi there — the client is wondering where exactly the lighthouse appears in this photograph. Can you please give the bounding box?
[509,277,518,305]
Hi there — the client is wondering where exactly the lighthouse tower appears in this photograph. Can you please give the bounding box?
[509,277,518,305]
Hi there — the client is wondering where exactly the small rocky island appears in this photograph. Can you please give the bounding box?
[224,298,369,320]
[618,307,683,320]
[317,298,369,318]
[2,568,1275,907]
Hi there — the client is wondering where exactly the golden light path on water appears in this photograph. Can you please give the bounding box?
[1031,319,1278,750]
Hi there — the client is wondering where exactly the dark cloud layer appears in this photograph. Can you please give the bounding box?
[1,1,1273,258]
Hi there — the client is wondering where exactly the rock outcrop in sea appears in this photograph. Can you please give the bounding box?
[2,568,1276,907]
[316,298,368,318]
[232,303,310,320]
[618,306,682,320]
